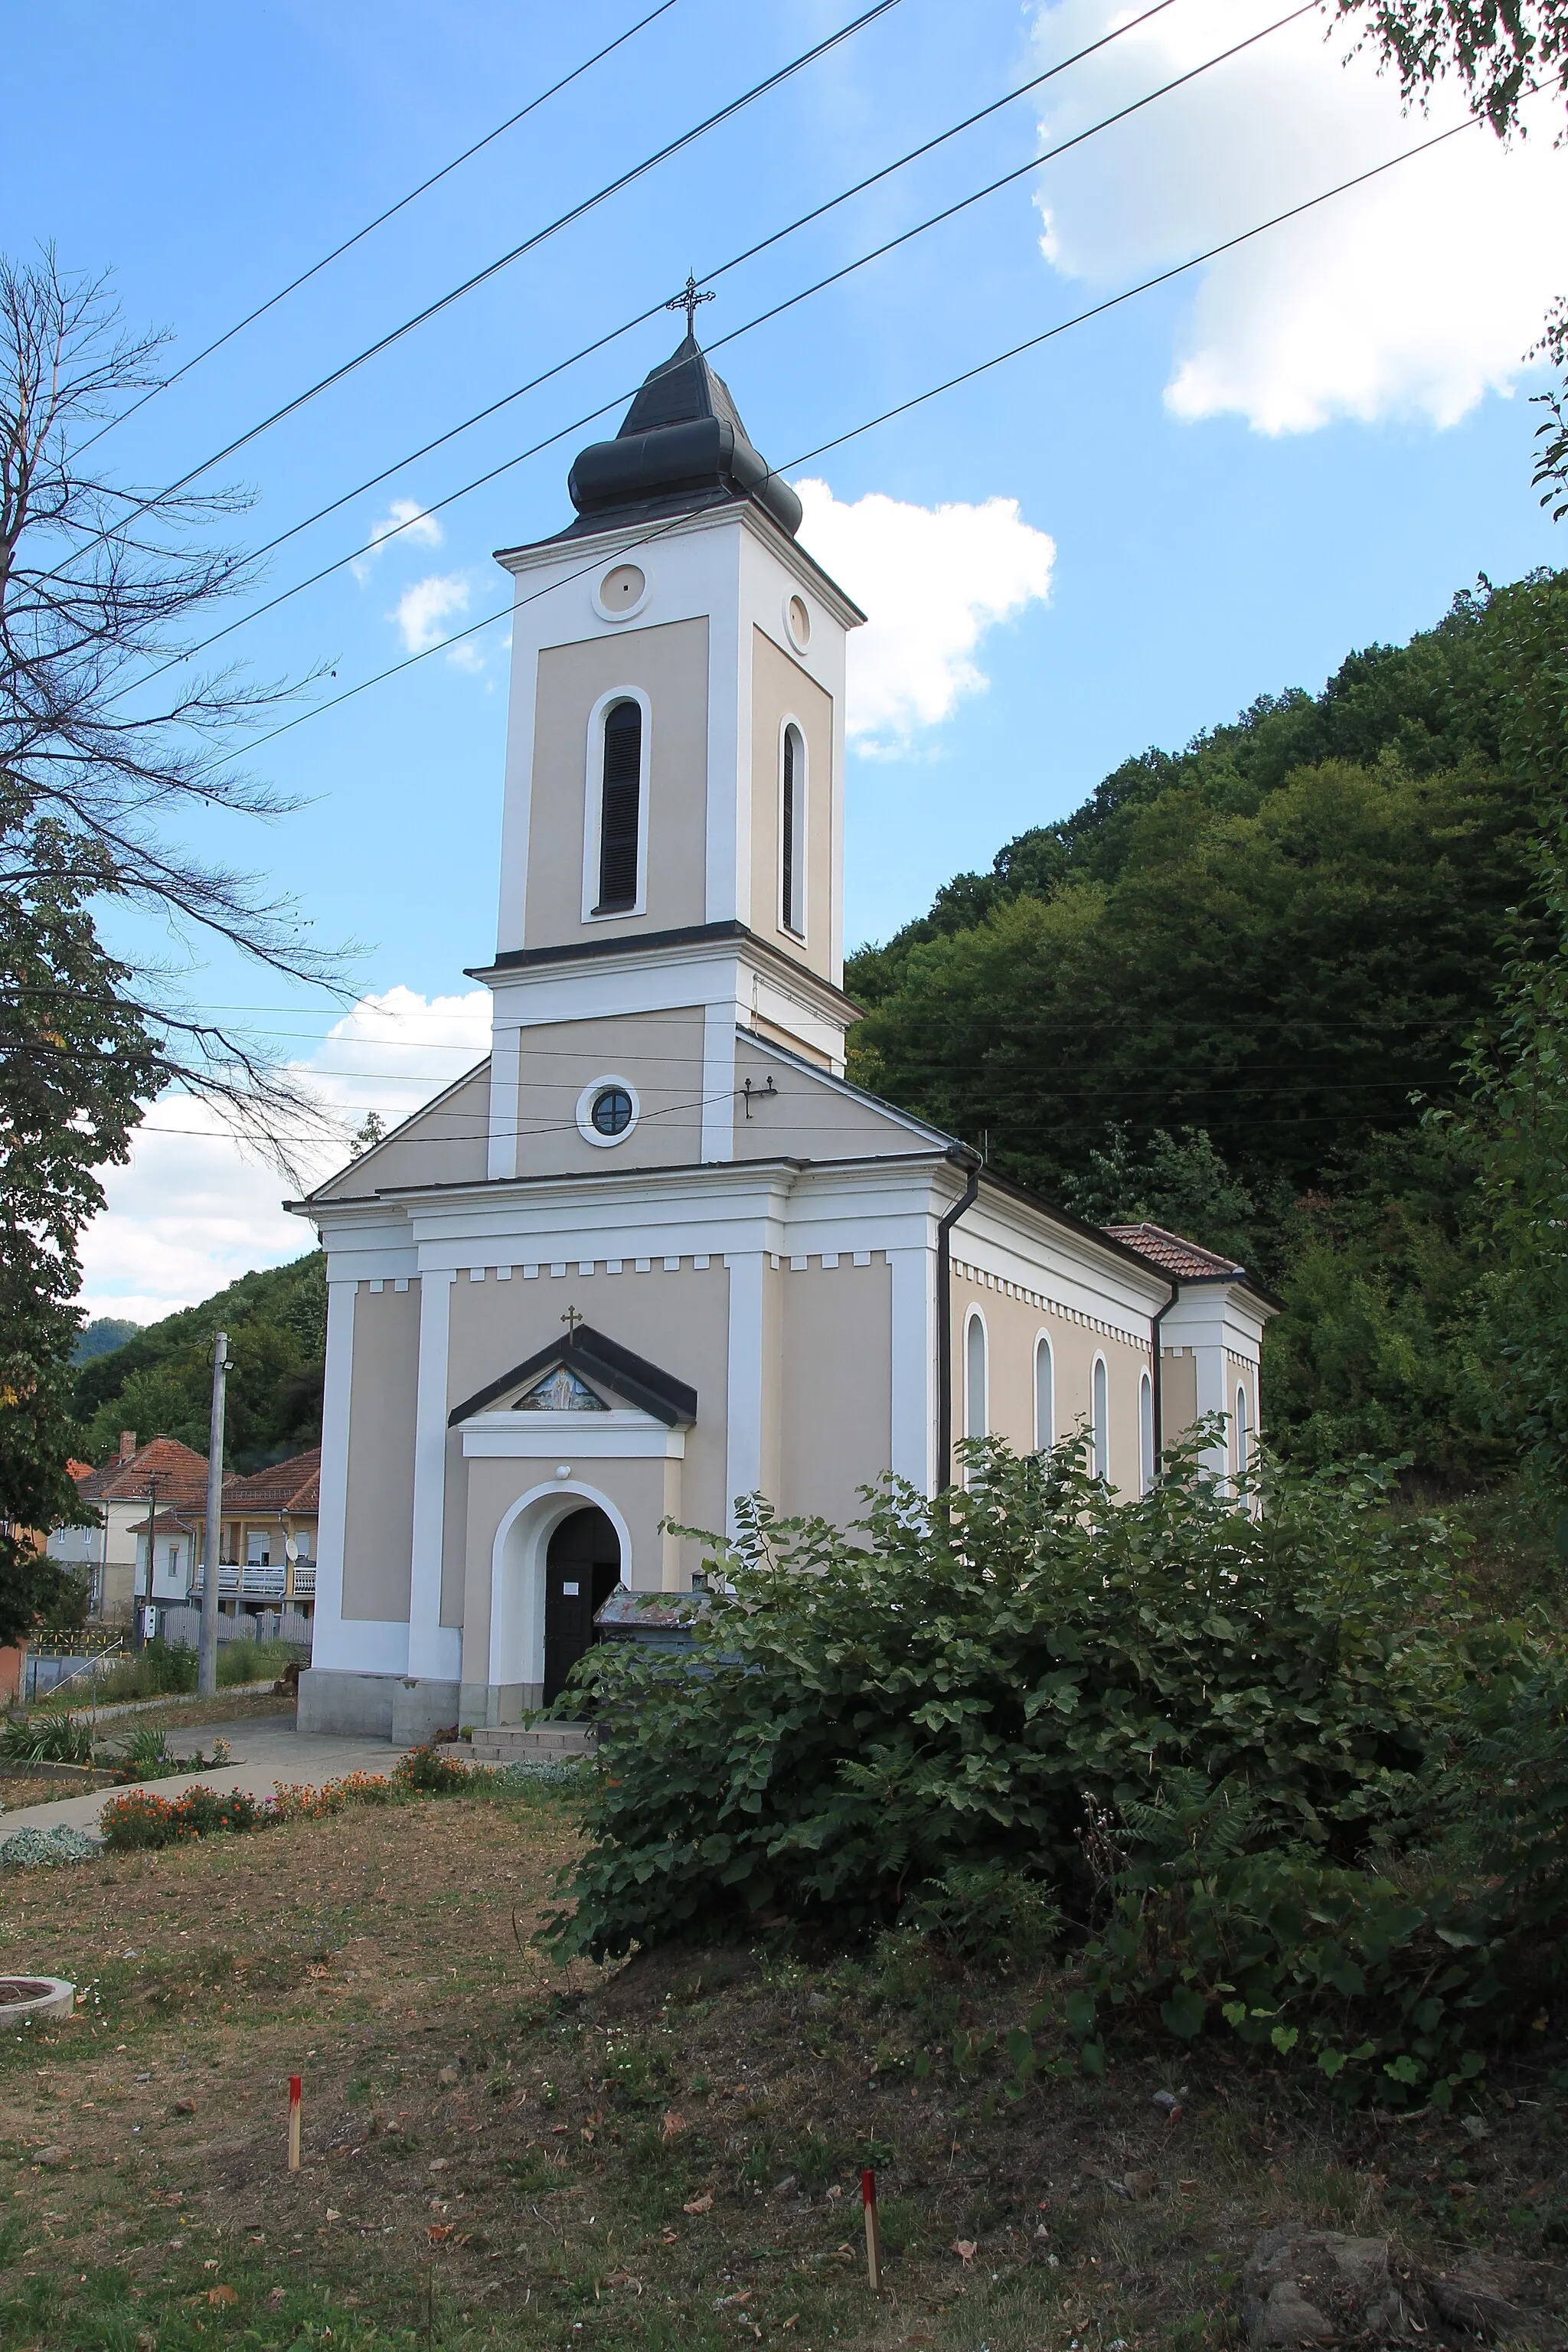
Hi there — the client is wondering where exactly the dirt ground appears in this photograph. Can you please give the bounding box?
[2,1779,1565,2352]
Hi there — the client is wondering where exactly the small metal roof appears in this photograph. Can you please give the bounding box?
[559,332,803,541]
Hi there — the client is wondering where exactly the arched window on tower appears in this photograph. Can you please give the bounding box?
[965,1312,988,1453]
[596,698,642,913]
[1234,1381,1250,1489]
[1034,1334,1054,1452]
[1092,1355,1109,1484]
[780,724,805,937]
[1139,1370,1155,1496]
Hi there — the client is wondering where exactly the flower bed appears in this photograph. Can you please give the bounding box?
[96,1743,475,1851]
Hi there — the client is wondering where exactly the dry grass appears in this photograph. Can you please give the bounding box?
[1,1782,1564,2352]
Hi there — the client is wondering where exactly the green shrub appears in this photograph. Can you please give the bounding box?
[99,1782,263,1850]
[217,1636,302,1686]
[546,1436,1564,2102]
[0,1710,95,1764]
[93,1637,197,1702]
[394,1741,474,1794]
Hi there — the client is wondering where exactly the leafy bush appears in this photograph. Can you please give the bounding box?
[106,1726,231,1783]
[219,1636,303,1687]
[93,1637,197,1702]
[0,1710,95,1764]
[394,1741,475,1794]
[547,1439,1564,2102]
[92,1635,303,1704]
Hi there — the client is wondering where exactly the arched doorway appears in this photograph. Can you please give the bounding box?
[543,1506,622,1707]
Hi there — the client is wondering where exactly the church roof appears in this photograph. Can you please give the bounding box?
[447,1323,697,1429]
[1102,1223,1247,1279]
[561,331,803,541]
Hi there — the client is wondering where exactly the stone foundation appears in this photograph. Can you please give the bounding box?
[296,1669,460,1745]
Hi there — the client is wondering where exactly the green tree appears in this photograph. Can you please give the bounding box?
[73,1253,328,1472]
[0,795,155,1616]
[1455,817,1568,1511]
[1330,0,1568,136]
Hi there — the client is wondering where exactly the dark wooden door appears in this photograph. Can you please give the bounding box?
[542,1507,622,1708]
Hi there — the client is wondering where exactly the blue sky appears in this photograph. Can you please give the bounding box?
[7,0,1562,1316]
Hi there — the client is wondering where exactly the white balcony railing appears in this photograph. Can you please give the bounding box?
[190,1563,287,1601]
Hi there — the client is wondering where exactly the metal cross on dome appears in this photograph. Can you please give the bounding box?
[665,274,714,335]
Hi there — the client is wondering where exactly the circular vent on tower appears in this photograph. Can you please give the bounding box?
[784,593,812,652]
[593,563,648,621]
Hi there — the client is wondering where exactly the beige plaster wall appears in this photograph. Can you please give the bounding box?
[950,1267,1152,1497]
[342,1280,420,1620]
[779,1257,892,1524]
[524,619,709,949]
[511,1008,707,1177]
[443,1259,732,1592]
[1161,1350,1199,1447]
[315,1069,491,1202]
[748,628,835,987]
[730,1040,928,1161]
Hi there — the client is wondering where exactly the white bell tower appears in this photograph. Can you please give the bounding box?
[470,330,865,1178]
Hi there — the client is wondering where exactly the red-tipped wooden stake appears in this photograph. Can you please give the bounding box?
[862,2167,882,2293]
[288,2075,302,2172]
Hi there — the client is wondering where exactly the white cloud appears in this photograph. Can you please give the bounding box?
[77,986,492,1323]
[793,478,1055,748]
[391,570,472,655]
[351,496,443,581]
[1028,0,1568,433]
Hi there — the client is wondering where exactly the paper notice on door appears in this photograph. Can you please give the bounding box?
[562,1581,580,1596]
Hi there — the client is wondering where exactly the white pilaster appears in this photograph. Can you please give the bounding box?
[890,1244,935,1494]
[723,1250,766,1534]
[488,1022,521,1181]
[707,531,744,926]
[701,1000,737,1163]
[408,1269,456,1678]
[299,1278,359,1671]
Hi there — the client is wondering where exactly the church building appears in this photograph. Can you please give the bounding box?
[292,329,1273,1743]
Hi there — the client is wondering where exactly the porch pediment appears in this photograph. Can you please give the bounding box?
[447,1323,697,1430]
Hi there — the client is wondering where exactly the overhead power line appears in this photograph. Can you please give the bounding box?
[140,0,1297,692]
[240,109,1479,759]
[96,0,903,527]
[136,0,1193,688]
[73,0,686,459]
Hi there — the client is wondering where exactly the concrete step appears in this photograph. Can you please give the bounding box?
[462,1722,598,1765]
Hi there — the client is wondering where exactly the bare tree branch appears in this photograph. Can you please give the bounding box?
[0,246,353,1168]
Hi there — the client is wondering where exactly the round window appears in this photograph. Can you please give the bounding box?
[596,563,647,619]
[590,1085,633,1137]
[785,593,811,651]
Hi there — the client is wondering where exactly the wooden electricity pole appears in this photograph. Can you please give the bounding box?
[199,1332,229,1697]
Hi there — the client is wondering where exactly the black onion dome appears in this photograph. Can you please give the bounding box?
[563,333,802,539]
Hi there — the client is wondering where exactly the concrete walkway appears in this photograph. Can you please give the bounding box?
[0,1719,412,1839]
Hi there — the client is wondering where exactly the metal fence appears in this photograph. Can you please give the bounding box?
[24,1647,123,1703]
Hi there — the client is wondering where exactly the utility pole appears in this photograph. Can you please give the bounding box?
[137,1469,161,1650]
[199,1332,229,1698]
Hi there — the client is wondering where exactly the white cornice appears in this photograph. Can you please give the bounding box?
[493,500,865,632]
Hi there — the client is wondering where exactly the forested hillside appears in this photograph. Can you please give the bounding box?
[72,1254,326,1473]
[846,569,1568,1491]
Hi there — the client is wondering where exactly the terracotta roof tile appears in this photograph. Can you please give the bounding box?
[221,1448,321,1516]
[77,1436,210,1506]
[1102,1223,1247,1280]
